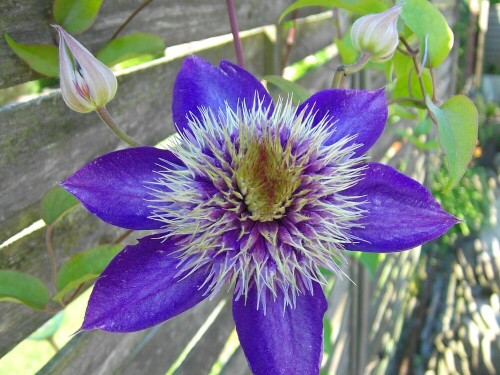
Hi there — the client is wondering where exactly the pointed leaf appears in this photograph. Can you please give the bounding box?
[29,312,65,340]
[263,75,310,104]
[401,0,453,67]
[95,33,165,67]
[426,95,478,190]
[4,34,58,77]
[53,0,103,33]
[335,36,357,65]
[279,0,387,22]
[0,270,49,310]
[54,244,123,301]
[41,186,79,225]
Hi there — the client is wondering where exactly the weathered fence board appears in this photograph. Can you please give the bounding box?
[1,11,341,362]
[0,0,304,88]
[0,32,264,244]
[0,207,129,358]
[0,0,462,373]
[0,11,337,244]
[38,296,225,375]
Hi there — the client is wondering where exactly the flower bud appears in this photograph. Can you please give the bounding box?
[53,25,117,113]
[350,4,402,62]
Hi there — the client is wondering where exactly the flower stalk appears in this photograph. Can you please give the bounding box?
[54,25,141,146]
[332,52,371,88]
[96,106,140,147]
[226,0,245,68]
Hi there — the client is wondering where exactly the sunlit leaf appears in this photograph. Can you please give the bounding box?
[279,0,387,22]
[426,95,478,190]
[263,75,310,104]
[54,244,123,301]
[0,270,49,310]
[323,318,333,354]
[392,51,433,103]
[4,34,58,77]
[96,33,165,67]
[53,0,103,33]
[389,104,418,120]
[401,0,453,67]
[335,35,357,65]
[29,312,65,340]
[41,186,79,225]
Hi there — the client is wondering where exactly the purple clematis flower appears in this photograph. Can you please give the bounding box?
[62,55,457,375]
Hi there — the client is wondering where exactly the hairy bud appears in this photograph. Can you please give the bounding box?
[54,25,117,113]
[351,4,402,62]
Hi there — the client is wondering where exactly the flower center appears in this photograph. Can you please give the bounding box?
[235,130,301,222]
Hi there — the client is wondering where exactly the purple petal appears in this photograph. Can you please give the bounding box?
[298,88,387,156]
[172,56,273,135]
[81,235,211,332]
[61,147,183,230]
[344,163,458,252]
[233,282,327,375]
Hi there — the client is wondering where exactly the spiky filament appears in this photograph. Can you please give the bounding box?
[147,98,367,310]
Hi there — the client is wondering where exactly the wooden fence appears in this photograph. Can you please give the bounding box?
[0,0,458,374]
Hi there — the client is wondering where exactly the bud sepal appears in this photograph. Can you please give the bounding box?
[54,25,117,113]
[351,4,403,63]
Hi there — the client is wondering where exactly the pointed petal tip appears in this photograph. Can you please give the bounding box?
[344,163,462,253]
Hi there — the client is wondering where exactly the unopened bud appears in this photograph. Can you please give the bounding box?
[54,25,117,113]
[351,4,402,62]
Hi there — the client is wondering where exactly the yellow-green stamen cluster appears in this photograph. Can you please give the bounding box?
[147,98,367,309]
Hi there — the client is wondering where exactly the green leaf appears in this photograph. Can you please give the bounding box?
[414,117,432,136]
[279,0,387,22]
[263,75,310,104]
[96,33,165,67]
[392,51,433,102]
[426,95,478,190]
[53,0,103,33]
[41,186,79,225]
[0,270,49,310]
[335,35,357,65]
[54,244,123,301]
[4,34,58,77]
[349,252,382,279]
[401,0,453,67]
[323,318,333,354]
[29,312,64,340]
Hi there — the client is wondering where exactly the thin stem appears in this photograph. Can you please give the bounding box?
[114,229,134,244]
[96,106,141,146]
[63,283,85,305]
[429,65,438,103]
[399,36,427,105]
[396,45,413,57]
[332,53,371,88]
[45,226,58,293]
[399,36,418,55]
[110,0,154,41]
[44,306,62,314]
[226,0,245,68]
[281,9,299,72]
[47,336,60,352]
[388,97,426,106]
[333,8,342,39]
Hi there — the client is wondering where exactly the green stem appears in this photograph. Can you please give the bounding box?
[96,106,141,147]
[110,0,154,41]
[332,53,371,88]
[45,226,58,294]
[226,0,245,68]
